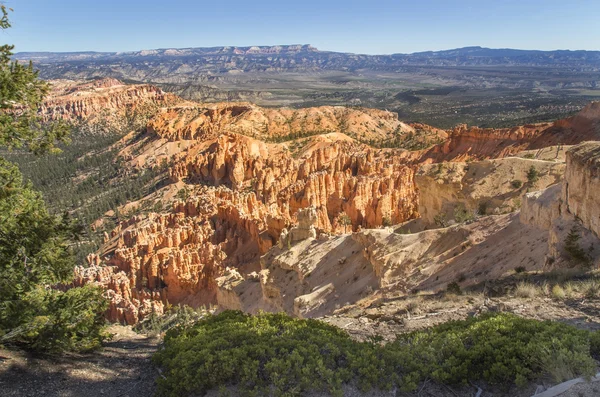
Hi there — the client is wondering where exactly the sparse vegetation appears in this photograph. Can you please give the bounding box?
[338,212,352,233]
[453,205,474,223]
[154,311,598,396]
[511,179,523,189]
[446,281,462,295]
[515,282,538,298]
[526,165,539,184]
[514,266,527,274]
[551,284,566,300]
[134,304,210,336]
[433,213,448,228]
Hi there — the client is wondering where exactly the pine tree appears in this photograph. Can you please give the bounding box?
[564,225,590,265]
[0,6,107,352]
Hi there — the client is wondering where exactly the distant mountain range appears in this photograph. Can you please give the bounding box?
[15,45,600,73]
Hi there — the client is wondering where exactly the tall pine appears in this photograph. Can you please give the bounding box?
[0,5,107,352]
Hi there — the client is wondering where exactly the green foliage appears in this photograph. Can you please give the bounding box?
[511,179,523,189]
[338,212,352,233]
[0,8,107,352]
[0,158,107,351]
[564,225,591,265]
[154,311,597,396]
[0,7,69,154]
[446,281,462,295]
[526,166,539,184]
[514,266,526,274]
[393,313,595,388]
[477,201,488,216]
[434,213,448,228]
[453,205,474,223]
[1,285,108,352]
[382,216,393,227]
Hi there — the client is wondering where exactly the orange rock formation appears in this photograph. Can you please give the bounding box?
[65,85,599,324]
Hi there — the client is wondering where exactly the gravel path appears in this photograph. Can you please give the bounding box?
[0,325,159,397]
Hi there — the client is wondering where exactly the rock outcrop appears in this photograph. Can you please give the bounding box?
[38,78,180,132]
[521,142,600,265]
[65,91,600,324]
[416,154,565,226]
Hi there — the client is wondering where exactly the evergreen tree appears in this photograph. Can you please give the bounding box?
[0,6,107,352]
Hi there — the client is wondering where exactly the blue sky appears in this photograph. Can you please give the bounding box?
[3,0,600,54]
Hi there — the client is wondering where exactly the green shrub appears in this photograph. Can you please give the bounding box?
[511,180,523,189]
[1,285,108,352]
[446,282,462,295]
[154,311,597,396]
[393,313,595,388]
[0,158,108,352]
[527,166,540,184]
[454,205,474,223]
[514,266,527,274]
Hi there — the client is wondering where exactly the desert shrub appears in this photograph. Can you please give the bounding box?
[454,205,474,223]
[382,216,393,227]
[134,304,209,336]
[515,282,538,298]
[446,282,462,295]
[433,213,448,228]
[154,311,383,396]
[551,285,566,300]
[477,201,488,216]
[589,331,600,359]
[514,266,526,274]
[526,166,539,184]
[392,313,595,388]
[511,180,523,189]
[154,312,597,396]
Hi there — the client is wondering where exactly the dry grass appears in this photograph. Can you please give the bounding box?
[515,282,538,298]
[551,284,566,300]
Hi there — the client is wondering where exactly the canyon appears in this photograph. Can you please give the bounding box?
[40,79,600,324]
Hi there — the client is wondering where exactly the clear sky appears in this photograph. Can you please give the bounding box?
[3,0,600,54]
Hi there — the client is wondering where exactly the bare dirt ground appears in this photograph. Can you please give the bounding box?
[0,325,159,397]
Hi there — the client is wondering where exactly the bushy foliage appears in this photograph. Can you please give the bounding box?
[154,311,597,397]
[0,158,108,351]
[0,6,69,154]
[0,7,107,352]
[526,166,539,184]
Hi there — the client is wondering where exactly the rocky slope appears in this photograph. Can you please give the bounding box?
[57,83,600,324]
[521,141,600,264]
[217,142,600,318]
[38,78,180,133]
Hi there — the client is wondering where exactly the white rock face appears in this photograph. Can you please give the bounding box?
[563,142,600,238]
[279,207,319,247]
[520,183,562,230]
[520,142,600,265]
